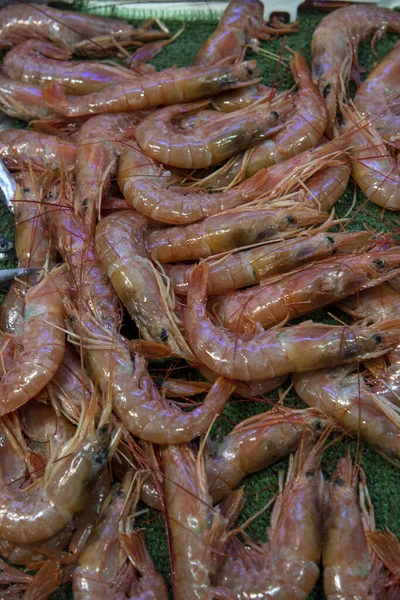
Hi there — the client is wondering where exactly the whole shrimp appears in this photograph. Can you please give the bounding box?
[192,0,296,66]
[213,434,326,599]
[0,75,52,121]
[96,210,192,357]
[134,96,292,169]
[206,406,332,503]
[146,205,326,264]
[1,172,54,333]
[311,4,400,128]
[43,61,258,117]
[323,454,383,599]
[1,39,151,96]
[0,3,168,56]
[184,262,400,381]
[165,230,371,296]
[210,246,400,332]
[0,129,76,172]
[0,264,68,416]
[354,44,400,143]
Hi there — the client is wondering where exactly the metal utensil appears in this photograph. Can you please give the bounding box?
[0,267,43,287]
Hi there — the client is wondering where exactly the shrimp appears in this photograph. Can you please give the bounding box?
[192,0,296,66]
[146,205,326,264]
[184,262,400,381]
[210,246,400,332]
[0,523,74,567]
[0,129,76,172]
[162,443,228,599]
[165,230,371,296]
[206,406,332,503]
[1,172,54,333]
[311,4,400,128]
[292,362,400,468]
[0,3,168,56]
[134,96,292,169]
[354,44,400,143]
[73,112,143,229]
[43,60,258,117]
[1,39,151,96]
[323,454,382,599]
[340,282,400,322]
[0,559,61,600]
[210,83,273,112]
[213,434,325,599]
[96,210,191,357]
[0,75,51,121]
[0,403,110,544]
[343,106,400,210]
[0,264,69,416]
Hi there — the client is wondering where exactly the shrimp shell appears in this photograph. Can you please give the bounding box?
[0,129,76,172]
[0,75,51,122]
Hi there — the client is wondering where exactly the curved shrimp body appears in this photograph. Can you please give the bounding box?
[184,262,400,381]
[0,265,68,417]
[0,75,51,121]
[210,246,400,332]
[163,443,225,600]
[2,39,145,96]
[0,427,109,544]
[311,5,400,127]
[214,435,325,599]
[292,364,400,468]
[211,83,273,112]
[207,406,332,503]
[1,173,54,333]
[340,282,400,323]
[43,61,258,117]
[73,112,142,228]
[0,3,168,55]
[165,230,371,296]
[192,0,296,66]
[96,210,187,355]
[354,44,400,143]
[134,98,291,169]
[0,129,76,172]
[146,206,326,264]
[323,455,378,599]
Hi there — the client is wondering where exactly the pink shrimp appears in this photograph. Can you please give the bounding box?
[43,61,258,117]
[311,4,400,128]
[192,0,297,66]
[0,75,52,121]
[0,523,74,567]
[0,3,168,56]
[0,559,61,600]
[210,83,273,112]
[184,262,400,381]
[0,129,76,172]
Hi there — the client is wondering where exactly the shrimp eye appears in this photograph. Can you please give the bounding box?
[246,65,254,75]
[82,198,89,209]
[116,489,125,499]
[326,236,335,245]
[336,109,344,127]
[98,425,108,436]
[94,447,109,466]
[313,420,323,431]
[271,111,279,119]
[372,333,383,345]
[159,328,169,341]
[373,258,385,270]
[305,470,315,478]
[23,187,30,193]
[334,477,345,486]
[69,315,76,322]
[323,84,331,98]
[286,215,296,225]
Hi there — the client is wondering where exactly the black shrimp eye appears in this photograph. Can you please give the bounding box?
[271,110,279,119]
[326,236,335,245]
[116,489,125,499]
[313,420,323,431]
[374,258,385,270]
[160,328,169,342]
[246,65,254,75]
[323,83,331,98]
[372,333,383,345]
[334,477,345,486]
[286,215,296,225]
[305,470,315,478]
[23,187,30,193]
[82,198,89,208]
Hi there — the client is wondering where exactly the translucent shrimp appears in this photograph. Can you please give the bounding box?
[134,96,292,169]
[340,282,400,322]
[311,4,400,128]
[0,264,68,417]
[1,39,149,95]
[323,454,382,599]
[0,3,168,56]
[1,172,54,333]
[210,246,400,332]
[0,523,74,567]
[0,407,110,544]
[210,83,273,113]
[206,406,332,503]
[146,205,326,264]
[192,0,296,66]
[165,230,371,296]
[213,434,326,599]
[96,210,191,357]
[0,75,51,121]
[184,262,400,381]
[0,129,76,172]
[43,61,258,117]
[354,44,400,143]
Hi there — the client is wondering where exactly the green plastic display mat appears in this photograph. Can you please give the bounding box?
[1,3,400,599]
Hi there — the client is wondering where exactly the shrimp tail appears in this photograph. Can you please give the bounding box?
[119,531,154,574]
[23,561,62,600]
[365,530,400,577]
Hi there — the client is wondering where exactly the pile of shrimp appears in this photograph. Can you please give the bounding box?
[1,0,400,598]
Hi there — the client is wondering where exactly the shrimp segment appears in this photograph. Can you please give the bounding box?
[43,61,258,117]
[184,262,400,381]
[311,5,400,127]
[0,130,76,172]
[0,75,51,121]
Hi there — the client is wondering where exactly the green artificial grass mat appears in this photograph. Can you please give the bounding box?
[2,4,400,600]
